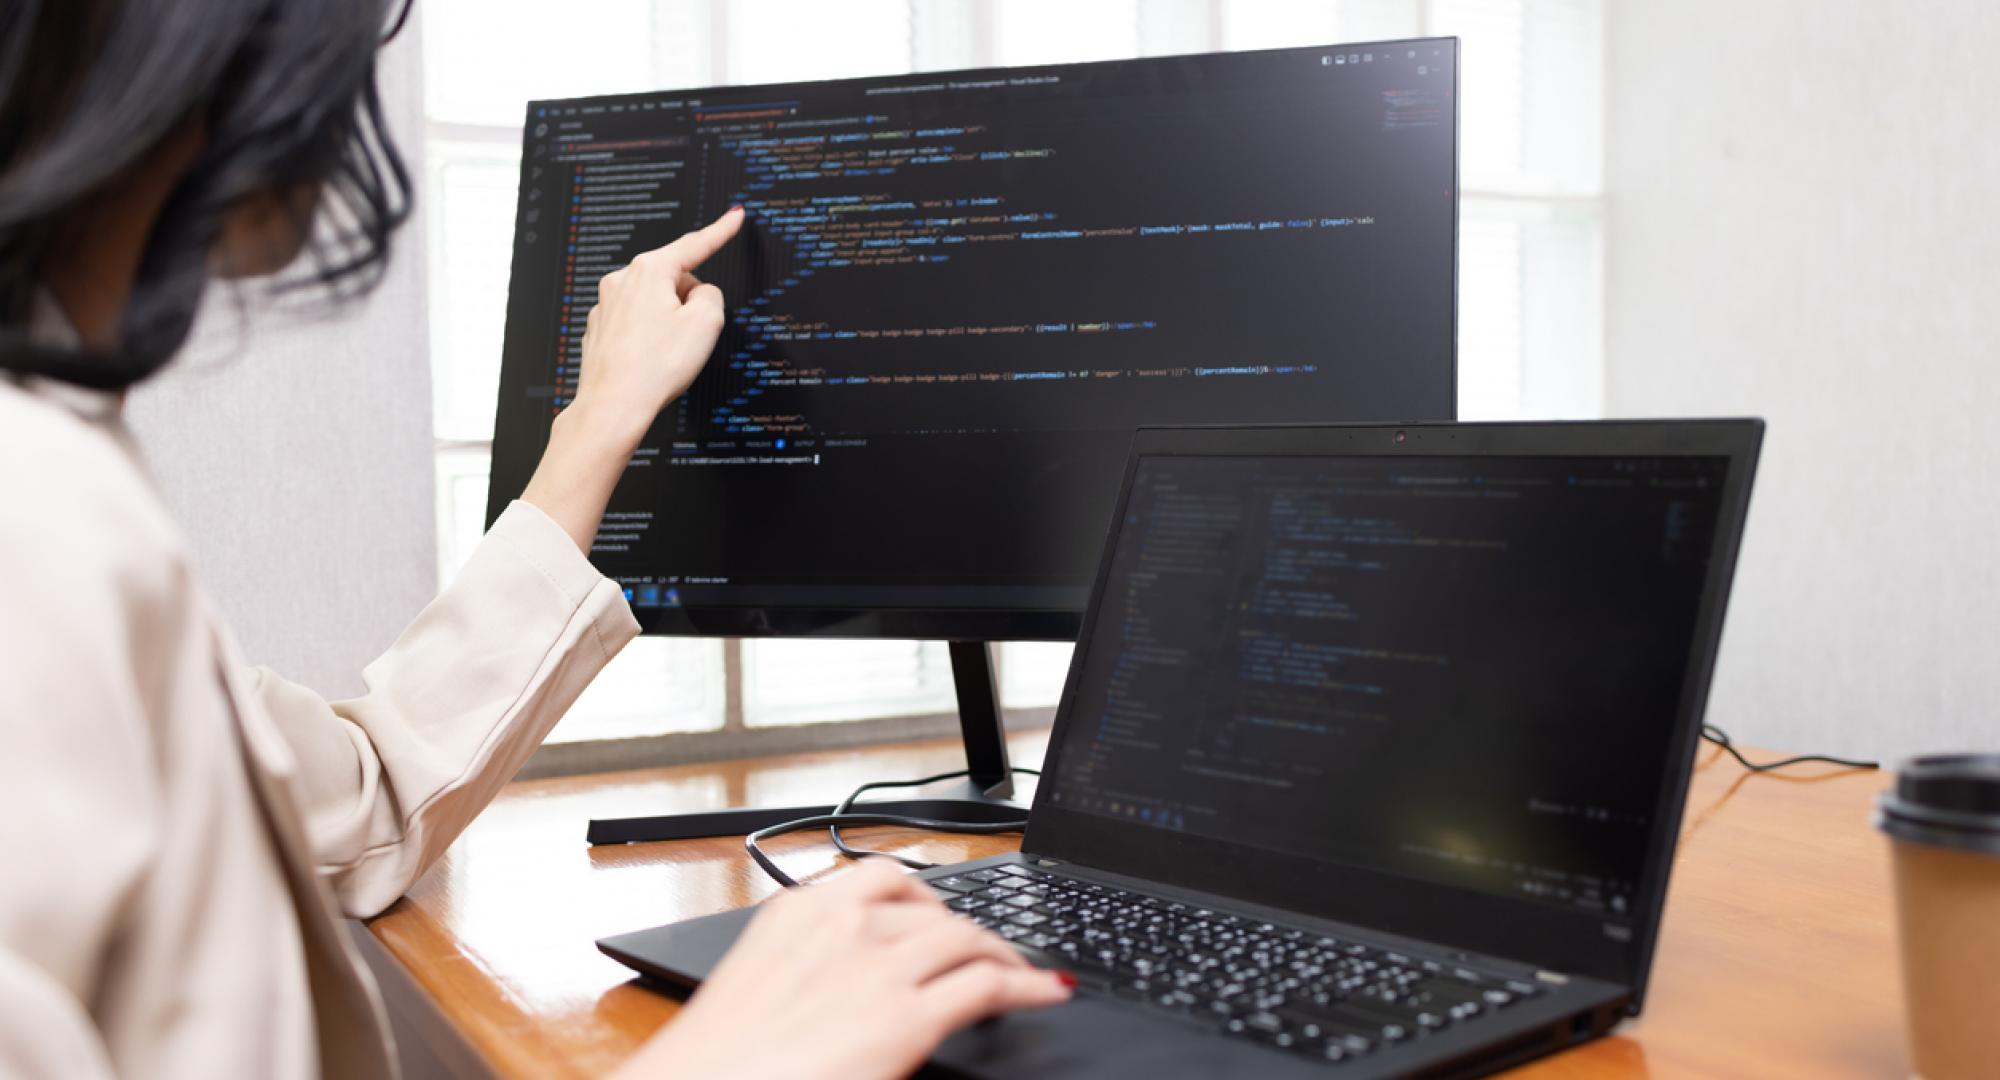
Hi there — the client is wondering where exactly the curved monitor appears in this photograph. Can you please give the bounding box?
[488,39,1459,640]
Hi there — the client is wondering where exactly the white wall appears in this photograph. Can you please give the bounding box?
[126,32,436,699]
[1604,1,2000,759]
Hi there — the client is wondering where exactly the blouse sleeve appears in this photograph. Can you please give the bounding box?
[248,500,640,917]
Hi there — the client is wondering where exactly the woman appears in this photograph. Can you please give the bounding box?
[0,1,1069,1077]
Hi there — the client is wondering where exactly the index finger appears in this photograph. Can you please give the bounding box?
[647,206,745,277]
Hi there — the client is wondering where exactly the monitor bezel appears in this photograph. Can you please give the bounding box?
[487,38,1462,642]
[1021,418,1766,1007]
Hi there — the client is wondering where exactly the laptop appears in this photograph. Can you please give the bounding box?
[600,419,1765,1078]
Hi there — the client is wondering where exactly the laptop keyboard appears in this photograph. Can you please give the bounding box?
[928,863,1542,1067]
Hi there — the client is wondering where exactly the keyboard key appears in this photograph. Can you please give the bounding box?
[1288,1020,1374,1056]
[1286,998,1412,1044]
[1111,978,1156,1001]
[1405,976,1489,1019]
[1242,1011,1285,1034]
[927,875,977,894]
[1340,994,1447,1034]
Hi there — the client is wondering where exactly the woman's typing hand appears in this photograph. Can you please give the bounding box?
[613,860,1072,1080]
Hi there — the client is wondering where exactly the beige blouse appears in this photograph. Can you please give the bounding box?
[0,312,639,1077]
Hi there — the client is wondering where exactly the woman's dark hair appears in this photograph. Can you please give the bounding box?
[0,0,414,389]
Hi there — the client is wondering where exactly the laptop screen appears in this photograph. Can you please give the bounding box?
[1040,450,1730,944]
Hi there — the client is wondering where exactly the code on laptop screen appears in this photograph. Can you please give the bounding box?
[1045,451,1730,928]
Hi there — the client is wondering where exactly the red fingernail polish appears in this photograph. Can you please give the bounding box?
[1055,971,1076,989]
[730,204,744,212]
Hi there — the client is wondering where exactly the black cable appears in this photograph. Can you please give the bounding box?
[746,766,1041,888]
[1701,724,1878,773]
[747,811,1026,888]
[829,767,1040,868]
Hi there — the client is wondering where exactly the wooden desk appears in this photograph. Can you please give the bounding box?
[368,732,1907,1078]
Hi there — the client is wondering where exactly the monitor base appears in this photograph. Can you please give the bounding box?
[585,775,1028,843]
[585,641,1027,844]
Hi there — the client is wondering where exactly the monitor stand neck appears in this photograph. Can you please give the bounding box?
[585,640,1028,845]
[949,640,1015,798]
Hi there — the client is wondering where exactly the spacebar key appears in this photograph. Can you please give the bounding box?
[1293,1001,1420,1044]
[1276,1007,1379,1051]
[1339,996,1449,1037]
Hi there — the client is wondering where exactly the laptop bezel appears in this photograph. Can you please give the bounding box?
[1021,419,1764,1008]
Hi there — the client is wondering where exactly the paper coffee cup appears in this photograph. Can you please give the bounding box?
[1877,754,2000,1080]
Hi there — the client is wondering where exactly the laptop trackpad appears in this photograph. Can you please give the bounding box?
[930,995,1314,1079]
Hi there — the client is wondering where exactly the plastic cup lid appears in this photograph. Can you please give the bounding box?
[1876,754,2000,856]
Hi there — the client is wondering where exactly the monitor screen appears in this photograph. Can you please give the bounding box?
[488,40,1459,638]
[1041,450,1732,927]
